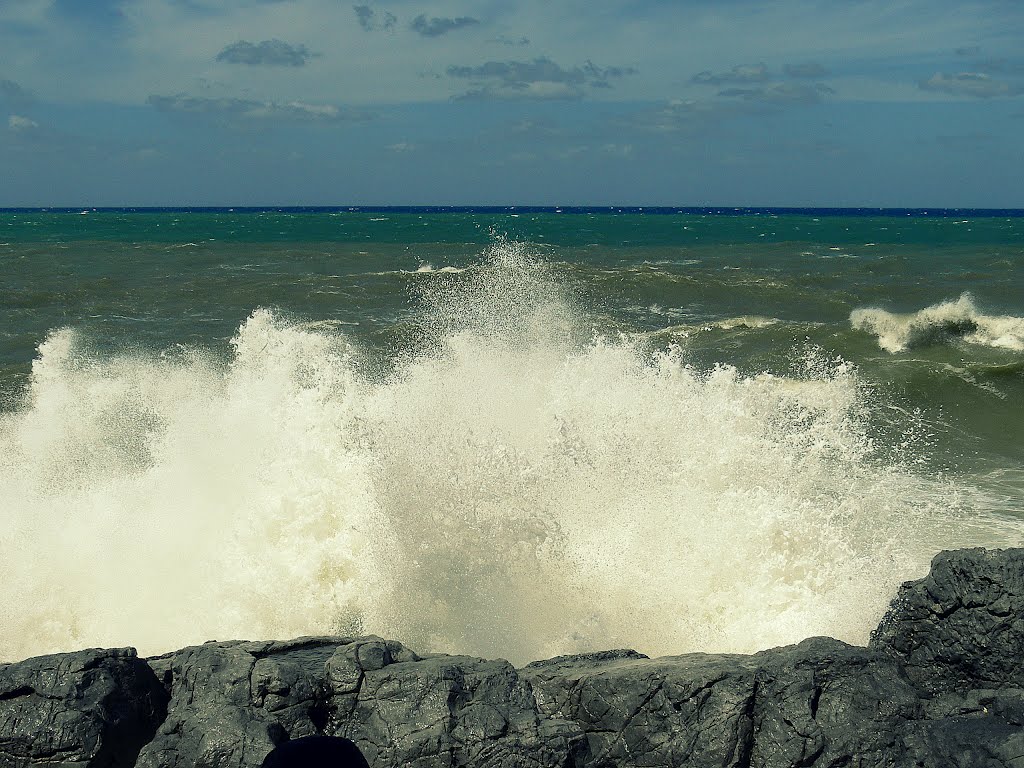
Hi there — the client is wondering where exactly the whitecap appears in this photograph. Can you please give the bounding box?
[850,294,1024,353]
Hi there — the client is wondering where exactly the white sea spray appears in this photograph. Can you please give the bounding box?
[1,242,1019,664]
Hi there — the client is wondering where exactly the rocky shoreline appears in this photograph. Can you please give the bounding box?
[2,547,1023,767]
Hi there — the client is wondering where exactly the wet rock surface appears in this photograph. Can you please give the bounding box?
[0,647,168,768]
[871,548,1024,695]
[3,547,1024,767]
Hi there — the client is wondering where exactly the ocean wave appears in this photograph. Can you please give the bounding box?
[647,315,782,335]
[967,360,1024,378]
[850,294,1024,353]
[0,244,1018,665]
[415,263,467,274]
[715,315,781,330]
[357,264,471,277]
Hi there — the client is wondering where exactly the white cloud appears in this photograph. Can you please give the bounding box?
[718,82,834,104]
[628,98,753,134]
[602,142,633,156]
[8,114,39,132]
[919,71,1022,98]
[147,94,368,122]
[447,56,635,100]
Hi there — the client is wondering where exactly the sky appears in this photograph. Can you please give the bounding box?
[1,0,1022,206]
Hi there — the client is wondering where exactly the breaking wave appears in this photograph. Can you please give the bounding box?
[851,294,1024,353]
[0,243,1018,665]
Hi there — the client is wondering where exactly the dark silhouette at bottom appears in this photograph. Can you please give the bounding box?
[261,736,371,768]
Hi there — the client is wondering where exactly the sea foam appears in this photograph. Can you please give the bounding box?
[851,294,1024,353]
[0,243,1017,664]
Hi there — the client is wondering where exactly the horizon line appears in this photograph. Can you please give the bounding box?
[3,205,1024,217]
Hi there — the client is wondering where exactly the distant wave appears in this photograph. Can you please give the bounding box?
[644,315,783,340]
[714,315,781,330]
[851,294,1024,353]
[415,263,467,274]
[358,264,471,277]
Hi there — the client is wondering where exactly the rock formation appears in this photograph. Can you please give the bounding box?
[2,548,1024,767]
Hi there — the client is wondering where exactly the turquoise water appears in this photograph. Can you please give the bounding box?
[1,209,1022,663]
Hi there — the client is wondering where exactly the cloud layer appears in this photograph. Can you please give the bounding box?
[410,15,479,37]
[692,65,770,86]
[148,94,362,122]
[785,62,830,79]
[719,82,834,104]
[919,72,1023,98]
[215,40,317,67]
[447,57,636,100]
[1,0,1022,206]
[353,4,396,32]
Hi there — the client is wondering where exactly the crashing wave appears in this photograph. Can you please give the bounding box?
[1,244,1019,665]
[851,294,1024,354]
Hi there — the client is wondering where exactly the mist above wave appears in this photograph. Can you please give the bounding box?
[0,242,1015,665]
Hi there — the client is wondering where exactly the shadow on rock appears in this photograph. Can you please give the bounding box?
[261,736,370,768]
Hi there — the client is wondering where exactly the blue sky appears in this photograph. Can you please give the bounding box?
[1,0,1022,206]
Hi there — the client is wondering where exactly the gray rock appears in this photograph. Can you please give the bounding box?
[334,651,571,768]
[4,548,1024,767]
[137,635,572,768]
[522,637,922,768]
[870,548,1024,768]
[0,647,167,768]
[871,548,1024,694]
[136,637,347,768]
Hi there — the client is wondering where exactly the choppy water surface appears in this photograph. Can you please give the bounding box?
[1,209,1022,664]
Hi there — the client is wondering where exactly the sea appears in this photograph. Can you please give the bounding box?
[1,207,1022,665]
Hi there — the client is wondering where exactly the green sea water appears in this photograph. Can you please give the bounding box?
[1,208,1023,663]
